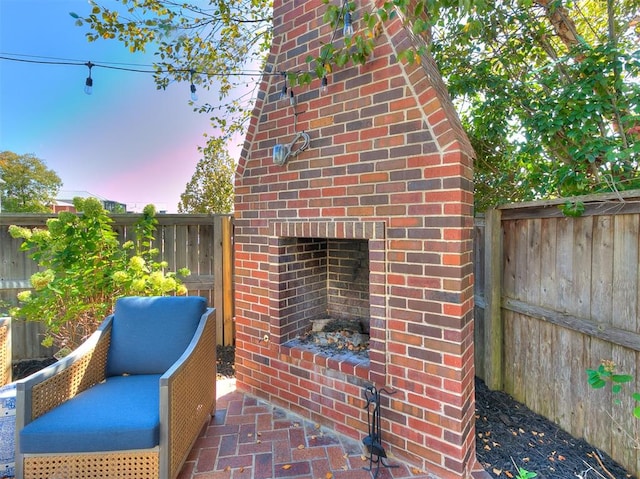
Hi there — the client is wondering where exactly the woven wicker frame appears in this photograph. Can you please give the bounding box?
[22,450,159,479]
[0,316,10,386]
[16,307,216,479]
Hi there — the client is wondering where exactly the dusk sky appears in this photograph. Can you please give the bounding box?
[0,0,228,213]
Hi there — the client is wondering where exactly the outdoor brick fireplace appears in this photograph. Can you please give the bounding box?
[234,0,478,477]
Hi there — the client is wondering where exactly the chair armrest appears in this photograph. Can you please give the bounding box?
[159,307,216,479]
[15,315,113,429]
[0,316,11,386]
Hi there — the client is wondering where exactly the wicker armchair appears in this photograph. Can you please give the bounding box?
[0,316,10,386]
[15,296,216,479]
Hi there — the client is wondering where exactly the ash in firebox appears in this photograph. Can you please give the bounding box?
[295,318,370,360]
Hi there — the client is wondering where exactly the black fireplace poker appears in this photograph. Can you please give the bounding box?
[362,385,399,478]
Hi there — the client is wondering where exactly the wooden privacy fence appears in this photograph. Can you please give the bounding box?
[0,213,234,360]
[475,190,640,476]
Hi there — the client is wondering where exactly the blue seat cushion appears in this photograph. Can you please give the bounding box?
[20,375,161,454]
[107,296,207,376]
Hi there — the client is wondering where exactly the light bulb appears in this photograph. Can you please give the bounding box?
[278,72,289,105]
[289,89,296,107]
[84,61,94,95]
[321,76,328,95]
[190,83,198,101]
[279,85,288,103]
[343,11,354,38]
[84,77,93,95]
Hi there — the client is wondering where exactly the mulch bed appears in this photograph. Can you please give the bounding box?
[12,349,636,479]
[216,344,235,379]
[11,357,57,380]
[475,377,635,479]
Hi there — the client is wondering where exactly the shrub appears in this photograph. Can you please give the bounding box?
[9,198,189,353]
[586,360,640,450]
[587,360,640,418]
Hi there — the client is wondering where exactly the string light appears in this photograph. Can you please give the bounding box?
[278,72,288,104]
[316,1,353,98]
[343,10,354,38]
[84,61,94,95]
[189,69,198,101]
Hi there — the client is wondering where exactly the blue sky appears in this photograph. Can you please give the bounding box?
[0,0,219,212]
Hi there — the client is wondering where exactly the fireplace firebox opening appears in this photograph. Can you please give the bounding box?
[272,236,370,360]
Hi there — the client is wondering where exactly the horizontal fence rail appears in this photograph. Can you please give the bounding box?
[0,213,234,361]
[474,189,640,476]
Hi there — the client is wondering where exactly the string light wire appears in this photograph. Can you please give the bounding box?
[0,52,283,97]
[0,53,276,77]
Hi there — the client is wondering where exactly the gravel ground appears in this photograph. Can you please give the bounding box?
[13,349,636,479]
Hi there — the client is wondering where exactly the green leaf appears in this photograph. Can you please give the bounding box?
[413,18,426,35]
[612,374,633,384]
[298,72,312,85]
[516,467,537,479]
[560,201,585,217]
[589,378,607,389]
[366,14,377,30]
[413,0,424,16]
[69,12,79,19]
[336,50,349,67]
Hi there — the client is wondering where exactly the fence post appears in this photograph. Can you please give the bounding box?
[213,216,224,345]
[221,216,234,345]
[484,208,503,390]
[212,215,234,346]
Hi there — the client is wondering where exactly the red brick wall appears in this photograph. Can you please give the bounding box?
[234,0,476,476]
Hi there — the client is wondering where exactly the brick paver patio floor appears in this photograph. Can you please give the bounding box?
[178,379,490,479]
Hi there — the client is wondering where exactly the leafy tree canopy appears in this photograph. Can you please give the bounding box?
[431,0,640,210]
[76,0,640,212]
[0,151,62,213]
[178,138,235,213]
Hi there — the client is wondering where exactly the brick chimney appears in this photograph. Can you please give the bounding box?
[234,0,478,477]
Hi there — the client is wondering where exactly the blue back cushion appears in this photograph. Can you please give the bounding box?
[106,296,207,376]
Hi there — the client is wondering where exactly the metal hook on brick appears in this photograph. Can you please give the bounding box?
[272,131,310,166]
